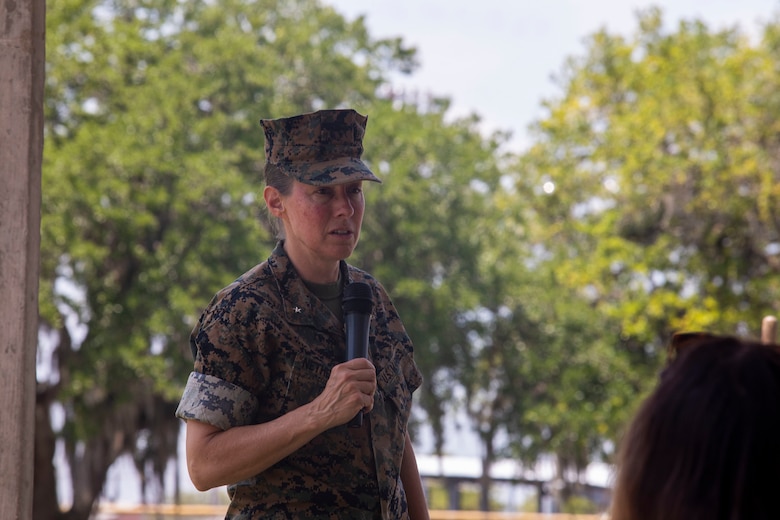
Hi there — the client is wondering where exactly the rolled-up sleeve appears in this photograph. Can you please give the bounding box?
[175,371,259,430]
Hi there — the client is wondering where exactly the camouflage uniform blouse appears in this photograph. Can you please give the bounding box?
[176,242,423,519]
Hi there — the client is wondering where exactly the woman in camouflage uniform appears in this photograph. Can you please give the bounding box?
[176,109,429,519]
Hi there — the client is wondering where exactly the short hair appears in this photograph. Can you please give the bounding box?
[611,333,780,520]
[263,164,294,239]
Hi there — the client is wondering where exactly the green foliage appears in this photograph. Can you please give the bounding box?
[518,7,780,341]
[39,1,780,517]
[562,495,602,514]
[354,99,511,451]
[422,481,494,511]
[424,482,452,510]
[39,0,420,517]
[511,5,780,499]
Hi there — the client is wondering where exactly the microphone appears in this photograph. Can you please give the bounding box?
[342,281,374,428]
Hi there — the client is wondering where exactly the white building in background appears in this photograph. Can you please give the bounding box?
[89,424,612,514]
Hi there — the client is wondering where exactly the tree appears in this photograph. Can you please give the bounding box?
[449,209,635,511]
[46,2,779,516]
[511,7,780,507]
[519,7,780,337]
[39,1,417,518]
[353,98,511,471]
[353,96,623,512]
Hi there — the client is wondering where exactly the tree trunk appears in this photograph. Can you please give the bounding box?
[479,436,495,511]
[68,404,134,520]
[33,388,60,520]
[35,400,133,520]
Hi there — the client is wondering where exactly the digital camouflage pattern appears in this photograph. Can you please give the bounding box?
[176,242,422,519]
[260,109,382,186]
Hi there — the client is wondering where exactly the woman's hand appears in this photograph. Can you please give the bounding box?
[309,358,377,428]
[185,358,377,491]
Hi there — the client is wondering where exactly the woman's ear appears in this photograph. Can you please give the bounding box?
[264,186,284,217]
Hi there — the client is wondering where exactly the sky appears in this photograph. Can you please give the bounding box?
[328,0,779,152]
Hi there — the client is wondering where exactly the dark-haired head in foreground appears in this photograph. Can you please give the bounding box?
[611,333,780,520]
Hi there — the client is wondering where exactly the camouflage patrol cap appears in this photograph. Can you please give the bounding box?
[260,109,381,186]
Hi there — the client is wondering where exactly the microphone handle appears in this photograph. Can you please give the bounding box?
[349,409,364,428]
[346,311,371,428]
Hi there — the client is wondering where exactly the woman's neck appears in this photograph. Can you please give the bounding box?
[282,241,341,284]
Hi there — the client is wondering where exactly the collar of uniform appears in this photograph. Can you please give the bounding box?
[267,241,351,330]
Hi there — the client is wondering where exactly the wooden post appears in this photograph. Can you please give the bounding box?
[0,0,45,517]
[762,316,777,344]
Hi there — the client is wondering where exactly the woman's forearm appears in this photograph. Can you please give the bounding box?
[185,406,321,490]
[185,359,377,490]
[400,431,430,520]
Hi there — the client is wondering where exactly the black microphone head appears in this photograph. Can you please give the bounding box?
[343,282,374,314]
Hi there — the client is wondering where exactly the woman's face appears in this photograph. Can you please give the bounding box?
[265,179,365,281]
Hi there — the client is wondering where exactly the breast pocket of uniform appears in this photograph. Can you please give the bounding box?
[278,350,334,412]
[376,353,419,433]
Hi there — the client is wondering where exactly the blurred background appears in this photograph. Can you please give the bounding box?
[38,0,780,517]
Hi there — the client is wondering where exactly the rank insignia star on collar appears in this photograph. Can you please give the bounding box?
[294,306,302,313]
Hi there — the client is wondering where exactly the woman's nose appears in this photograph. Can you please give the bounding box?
[333,191,355,216]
